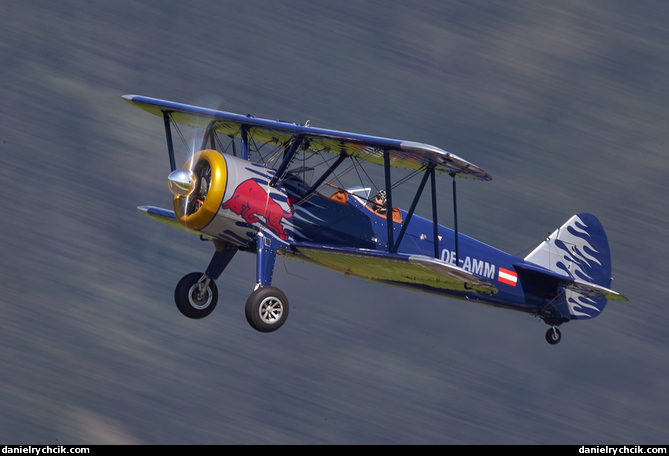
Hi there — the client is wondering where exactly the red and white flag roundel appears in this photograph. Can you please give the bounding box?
[498,267,518,287]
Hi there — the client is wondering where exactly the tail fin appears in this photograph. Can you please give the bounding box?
[525,213,612,287]
[524,213,616,319]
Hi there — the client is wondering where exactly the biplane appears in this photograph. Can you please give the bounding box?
[124,94,628,344]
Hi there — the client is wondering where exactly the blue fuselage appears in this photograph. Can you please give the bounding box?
[284,180,546,317]
[197,157,554,320]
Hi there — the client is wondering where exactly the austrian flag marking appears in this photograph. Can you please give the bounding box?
[498,267,518,287]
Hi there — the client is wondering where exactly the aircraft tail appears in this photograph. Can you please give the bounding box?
[524,213,618,319]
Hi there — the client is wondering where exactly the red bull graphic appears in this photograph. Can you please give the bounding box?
[221,179,293,240]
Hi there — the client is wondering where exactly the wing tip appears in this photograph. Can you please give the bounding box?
[399,141,492,181]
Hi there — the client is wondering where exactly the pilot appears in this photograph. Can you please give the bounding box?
[372,190,387,214]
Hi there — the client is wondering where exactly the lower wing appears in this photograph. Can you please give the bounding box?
[286,242,498,295]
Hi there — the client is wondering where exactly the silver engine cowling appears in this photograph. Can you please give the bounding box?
[167,150,294,243]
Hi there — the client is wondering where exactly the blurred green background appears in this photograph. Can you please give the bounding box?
[1,0,667,444]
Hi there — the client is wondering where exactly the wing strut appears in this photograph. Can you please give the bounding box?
[302,152,348,201]
[384,150,395,253]
[450,173,460,265]
[270,135,303,187]
[390,165,448,261]
[240,126,249,160]
[162,111,177,172]
[201,120,217,150]
[393,165,432,253]
[431,168,440,260]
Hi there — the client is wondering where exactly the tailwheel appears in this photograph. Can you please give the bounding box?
[245,286,289,333]
[545,327,562,345]
[174,272,218,319]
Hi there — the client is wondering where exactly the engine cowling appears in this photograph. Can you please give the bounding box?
[169,149,228,232]
[168,149,294,243]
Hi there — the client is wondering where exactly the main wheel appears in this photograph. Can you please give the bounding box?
[545,327,562,345]
[174,272,218,319]
[245,286,289,333]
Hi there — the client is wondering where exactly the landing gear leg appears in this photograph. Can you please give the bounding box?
[245,232,289,332]
[174,240,238,319]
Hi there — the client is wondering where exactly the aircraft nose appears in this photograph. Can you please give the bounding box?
[167,169,196,196]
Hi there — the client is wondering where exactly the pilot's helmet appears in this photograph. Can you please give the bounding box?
[375,190,386,204]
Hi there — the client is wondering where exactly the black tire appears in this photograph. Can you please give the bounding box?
[245,286,289,333]
[545,327,562,345]
[174,272,218,319]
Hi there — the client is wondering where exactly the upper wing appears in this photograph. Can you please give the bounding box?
[123,94,491,181]
[285,242,498,295]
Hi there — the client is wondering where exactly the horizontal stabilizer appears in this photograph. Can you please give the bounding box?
[567,279,628,302]
[287,243,498,295]
[515,262,628,302]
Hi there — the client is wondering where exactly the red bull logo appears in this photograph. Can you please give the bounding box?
[221,179,293,240]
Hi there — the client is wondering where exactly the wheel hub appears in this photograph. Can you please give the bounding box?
[188,283,212,310]
[259,297,283,324]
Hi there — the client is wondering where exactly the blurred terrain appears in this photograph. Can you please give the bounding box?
[0,0,667,444]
